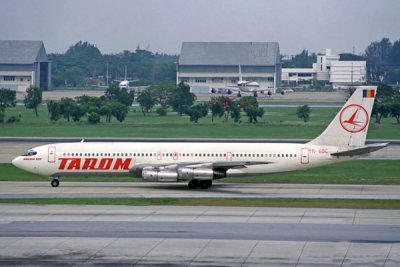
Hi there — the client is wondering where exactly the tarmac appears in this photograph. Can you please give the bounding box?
[1,204,399,266]
[1,181,400,200]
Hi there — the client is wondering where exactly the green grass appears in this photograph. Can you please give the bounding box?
[2,160,399,184]
[1,105,399,139]
[0,197,399,209]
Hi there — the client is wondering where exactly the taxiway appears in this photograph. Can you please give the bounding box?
[0,204,399,266]
[1,181,400,199]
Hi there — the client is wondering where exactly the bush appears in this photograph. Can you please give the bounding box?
[88,112,101,124]
[156,107,167,116]
[6,116,19,123]
[0,113,4,123]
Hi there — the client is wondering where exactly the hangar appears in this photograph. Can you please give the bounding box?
[177,42,281,94]
[0,40,51,92]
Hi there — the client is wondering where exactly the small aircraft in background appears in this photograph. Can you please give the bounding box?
[115,66,138,89]
[211,65,274,97]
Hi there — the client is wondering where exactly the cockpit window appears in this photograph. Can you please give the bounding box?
[22,150,37,156]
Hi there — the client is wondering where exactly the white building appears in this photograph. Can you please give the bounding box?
[281,68,315,84]
[281,49,366,88]
[177,42,281,94]
[330,61,367,88]
[0,40,51,92]
[314,48,340,81]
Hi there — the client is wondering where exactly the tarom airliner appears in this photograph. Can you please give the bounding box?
[12,86,387,189]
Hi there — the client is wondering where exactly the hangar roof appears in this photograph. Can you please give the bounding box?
[179,42,280,66]
[0,40,49,64]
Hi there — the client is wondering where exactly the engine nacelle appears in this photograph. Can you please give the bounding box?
[142,168,178,182]
[178,167,226,180]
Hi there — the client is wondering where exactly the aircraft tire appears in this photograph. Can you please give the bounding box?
[51,179,59,188]
[188,180,198,189]
[200,180,212,189]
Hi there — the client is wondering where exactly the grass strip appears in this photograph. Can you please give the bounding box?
[0,198,399,209]
[1,160,399,184]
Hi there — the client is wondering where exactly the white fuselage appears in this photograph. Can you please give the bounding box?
[12,142,348,180]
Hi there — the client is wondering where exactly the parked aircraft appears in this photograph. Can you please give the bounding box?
[211,65,273,97]
[115,66,138,89]
[12,86,387,189]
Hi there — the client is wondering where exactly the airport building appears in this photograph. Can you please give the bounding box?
[177,42,281,93]
[282,49,366,88]
[0,40,51,92]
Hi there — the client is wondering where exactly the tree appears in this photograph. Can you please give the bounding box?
[185,103,208,123]
[209,98,225,122]
[0,88,16,117]
[364,38,392,82]
[137,88,156,116]
[245,106,264,123]
[149,82,174,109]
[60,97,76,122]
[390,102,400,123]
[282,49,317,68]
[112,102,129,122]
[88,112,101,124]
[209,96,240,123]
[169,82,195,115]
[297,105,310,122]
[23,86,42,117]
[372,83,396,123]
[105,84,134,106]
[47,101,62,122]
[64,67,86,87]
[372,103,391,124]
[71,104,86,122]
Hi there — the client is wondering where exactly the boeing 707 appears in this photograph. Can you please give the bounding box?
[12,86,387,189]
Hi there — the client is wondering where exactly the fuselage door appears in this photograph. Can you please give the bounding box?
[301,148,309,164]
[226,152,232,161]
[48,146,56,163]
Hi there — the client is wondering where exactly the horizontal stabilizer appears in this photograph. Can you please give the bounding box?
[331,143,389,157]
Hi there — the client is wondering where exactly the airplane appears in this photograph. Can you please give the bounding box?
[12,86,388,189]
[115,66,138,89]
[211,65,273,97]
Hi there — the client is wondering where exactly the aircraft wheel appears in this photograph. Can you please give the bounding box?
[199,180,212,189]
[253,92,258,97]
[51,179,59,188]
[188,180,198,189]
[237,92,241,97]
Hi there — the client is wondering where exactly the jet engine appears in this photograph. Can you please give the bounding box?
[178,167,226,180]
[141,167,226,182]
[142,168,178,182]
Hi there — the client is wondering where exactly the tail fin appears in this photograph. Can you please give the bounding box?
[307,86,377,149]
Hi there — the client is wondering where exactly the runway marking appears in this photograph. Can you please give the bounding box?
[31,206,74,223]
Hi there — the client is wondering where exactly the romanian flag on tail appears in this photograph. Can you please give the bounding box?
[363,89,375,98]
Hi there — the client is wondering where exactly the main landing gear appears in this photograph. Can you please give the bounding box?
[50,177,59,187]
[188,179,212,189]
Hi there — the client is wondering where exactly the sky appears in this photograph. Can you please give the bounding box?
[1,0,399,56]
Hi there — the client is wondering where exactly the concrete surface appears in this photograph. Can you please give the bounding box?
[15,90,349,102]
[1,181,400,199]
[0,204,399,266]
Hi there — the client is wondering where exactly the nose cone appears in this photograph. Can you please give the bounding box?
[12,156,22,169]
